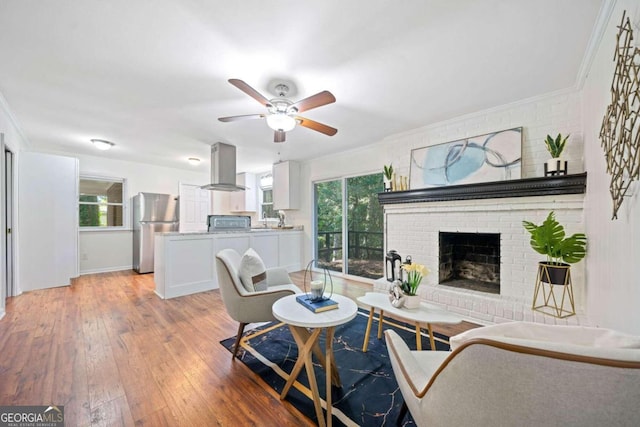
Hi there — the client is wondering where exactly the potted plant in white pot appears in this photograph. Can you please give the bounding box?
[400,262,430,309]
[383,164,394,191]
[522,211,586,284]
[544,133,569,176]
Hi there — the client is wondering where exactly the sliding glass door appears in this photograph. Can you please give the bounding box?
[315,179,343,273]
[345,174,383,278]
[314,173,383,279]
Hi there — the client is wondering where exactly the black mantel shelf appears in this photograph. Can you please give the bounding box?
[377,173,587,205]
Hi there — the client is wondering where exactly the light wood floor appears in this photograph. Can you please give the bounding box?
[0,270,479,426]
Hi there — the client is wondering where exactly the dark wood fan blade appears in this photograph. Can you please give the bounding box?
[290,91,336,113]
[296,116,338,136]
[218,114,265,122]
[274,130,286,143]
[228,79,272,107]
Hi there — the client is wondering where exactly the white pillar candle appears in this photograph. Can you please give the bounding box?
[310,280,324,300]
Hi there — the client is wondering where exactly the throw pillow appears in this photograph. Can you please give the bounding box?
[239,248,268,292]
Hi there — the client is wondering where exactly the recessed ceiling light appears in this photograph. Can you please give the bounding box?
[188,157,200,165]
[90,139,115,150]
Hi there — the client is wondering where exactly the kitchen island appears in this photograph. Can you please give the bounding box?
[153,229,303,299]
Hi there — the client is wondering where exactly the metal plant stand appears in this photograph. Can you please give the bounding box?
[532,263,576,318]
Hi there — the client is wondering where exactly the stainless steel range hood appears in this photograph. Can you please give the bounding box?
[200,142,246,191]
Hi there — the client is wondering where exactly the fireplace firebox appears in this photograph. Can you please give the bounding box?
[439,232,500,294]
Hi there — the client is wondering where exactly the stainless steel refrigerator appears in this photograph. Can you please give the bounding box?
[133,192,179,273]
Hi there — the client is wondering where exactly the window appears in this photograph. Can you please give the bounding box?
[79,176,125,228]
[259,173,275,219]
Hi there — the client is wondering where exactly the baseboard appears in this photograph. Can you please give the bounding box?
[80,265,133,275]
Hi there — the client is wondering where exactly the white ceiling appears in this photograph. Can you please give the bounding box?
[0,0,604,173]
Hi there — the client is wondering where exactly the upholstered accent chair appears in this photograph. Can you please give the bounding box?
[216,248,301,358]
[386,321,640,426]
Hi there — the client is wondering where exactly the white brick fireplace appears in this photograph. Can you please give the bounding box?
[383,193,586,326]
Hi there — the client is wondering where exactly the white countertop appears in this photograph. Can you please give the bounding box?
[158,227,303,236]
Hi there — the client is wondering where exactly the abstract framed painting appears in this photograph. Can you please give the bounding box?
[409,127,522,189]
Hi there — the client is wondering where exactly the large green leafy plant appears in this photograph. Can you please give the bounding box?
[522,211,587,265]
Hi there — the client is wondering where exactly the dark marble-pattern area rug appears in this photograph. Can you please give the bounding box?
[220,309,450,427]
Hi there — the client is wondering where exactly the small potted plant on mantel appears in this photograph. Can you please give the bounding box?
[544,133,569,176]
[383,164,394,191]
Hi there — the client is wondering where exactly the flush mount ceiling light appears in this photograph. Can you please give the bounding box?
[90,139,115,150]
[188,157,201,166]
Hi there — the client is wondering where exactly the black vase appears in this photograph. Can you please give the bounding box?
[538,262,570,285]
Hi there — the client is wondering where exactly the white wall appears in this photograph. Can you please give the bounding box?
[296,2,640,334]
[299,89,584,268]
[68,153,211,274]
[581,0,640,334]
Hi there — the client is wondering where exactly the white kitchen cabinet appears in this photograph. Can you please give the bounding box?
[278,232,303,272]
[154,234,216,299]
[154,230,303,299]
[230,172,257,212]
[211,234,250,258]
[250,233,279,268]
[273,161,300,210]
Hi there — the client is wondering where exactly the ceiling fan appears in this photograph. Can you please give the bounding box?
[218,79,337,143]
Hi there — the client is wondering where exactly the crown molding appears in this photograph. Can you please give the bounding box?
[0,90,31,150]
[575,0,617,90]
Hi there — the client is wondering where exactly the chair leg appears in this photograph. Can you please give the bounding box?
[232,322,247,359]
[396,401,408,426]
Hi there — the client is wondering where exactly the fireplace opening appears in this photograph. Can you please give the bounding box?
[439,232,500,294]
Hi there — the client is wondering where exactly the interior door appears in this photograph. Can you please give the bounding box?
[18,152,79,291]
[179,183,211,232]
[4,145,14,297]
[2,134,16,303]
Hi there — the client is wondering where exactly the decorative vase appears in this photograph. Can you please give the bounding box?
[403,295,421,309]
[544,158,568,176]
[538,262,571,285]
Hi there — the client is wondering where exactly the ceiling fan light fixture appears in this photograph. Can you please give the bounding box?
[266,113,296,132]
[91,139,115,150]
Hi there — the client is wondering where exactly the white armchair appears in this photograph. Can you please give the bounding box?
[216,248,301,358]
[386,322,640,426]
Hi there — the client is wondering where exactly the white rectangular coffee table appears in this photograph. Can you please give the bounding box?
[357,292,462,351]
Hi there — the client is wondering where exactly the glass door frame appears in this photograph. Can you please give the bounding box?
[312,171,382,282]
[312,177,345,276]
